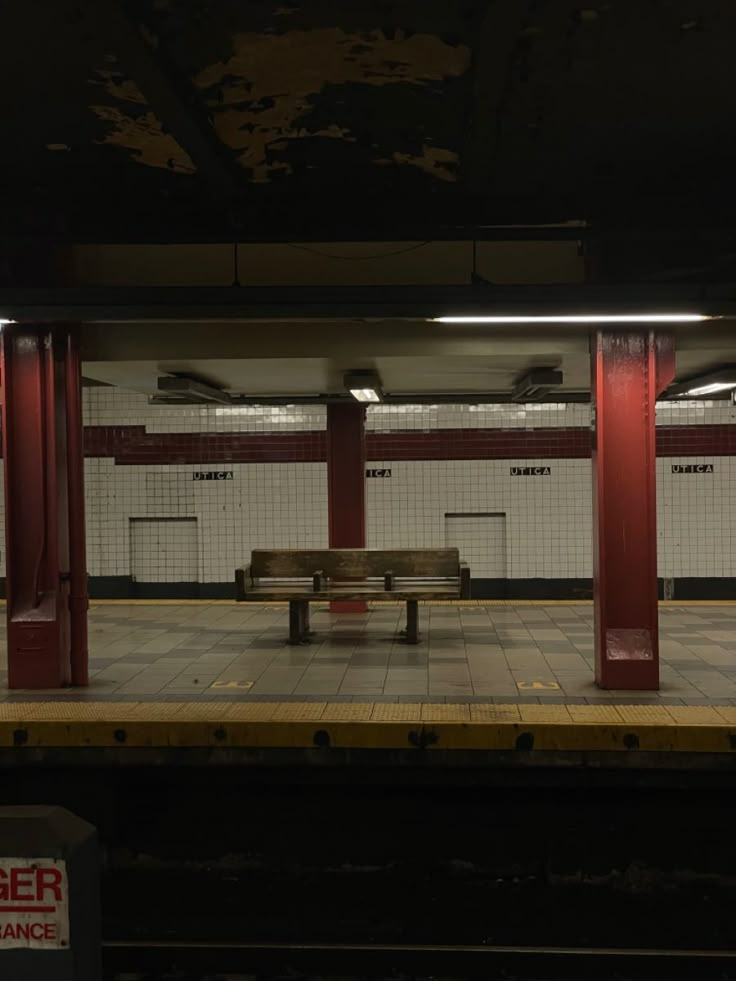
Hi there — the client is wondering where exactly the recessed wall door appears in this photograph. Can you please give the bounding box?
[130,517,198,594]
[445,512,507,598]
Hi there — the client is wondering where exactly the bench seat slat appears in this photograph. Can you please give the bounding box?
[236,549,470,604]
[252,577,461,585]
[251,548,460,578]
[243,586,463,602]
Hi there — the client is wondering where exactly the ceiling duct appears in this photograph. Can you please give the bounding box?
[155,376,233,404]
[511,368,563,402]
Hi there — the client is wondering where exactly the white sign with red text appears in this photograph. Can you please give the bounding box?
[0,858,69,949]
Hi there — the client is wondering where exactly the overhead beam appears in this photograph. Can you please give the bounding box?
[149,392,591,407]
[79,321,589,363]
[0,284,734,323]
[82,0,244,204]
[4,170,736,244]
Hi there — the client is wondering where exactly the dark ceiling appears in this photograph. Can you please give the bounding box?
[2,0,736,279]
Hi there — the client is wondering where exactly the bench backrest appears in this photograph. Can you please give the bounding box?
[251,548,460,579]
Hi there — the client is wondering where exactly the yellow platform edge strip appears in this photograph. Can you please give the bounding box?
[1,702,736,752]
[2,599,735,607]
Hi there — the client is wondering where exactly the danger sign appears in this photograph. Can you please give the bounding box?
[0,858,69,949]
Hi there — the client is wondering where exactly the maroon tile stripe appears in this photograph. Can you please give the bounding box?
[82,426,327,463]
[368,429,592,460]
[55,424,736,464]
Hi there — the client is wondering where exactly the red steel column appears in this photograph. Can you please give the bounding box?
[327,402,367,613]
[591,330,675,690]
[1,324,88,688]
[65,328,89,685]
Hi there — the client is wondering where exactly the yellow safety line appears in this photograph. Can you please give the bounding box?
[0,595,735,608]
[1,702,735,752]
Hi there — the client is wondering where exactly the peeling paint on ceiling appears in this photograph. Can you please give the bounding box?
[91,105,195,173]
[89,67,194,172]
[88,27,469,182]
[196,28,469,181]
[91,68,148,105]
[389,144,459,182]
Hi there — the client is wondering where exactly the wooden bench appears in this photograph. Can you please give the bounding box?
[235,548,470,645]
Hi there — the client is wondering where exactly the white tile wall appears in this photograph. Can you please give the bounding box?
[82,388,736,433]
[83,388,326,432]
[656,400,736,426]
[1,388,735,585]
[130,517,198,582]
[657,457,732,578]
[366,402,592,430]
[366,459,592,579]
[367,400,736,431]
[84,460,328,582]
[445,513,507,578]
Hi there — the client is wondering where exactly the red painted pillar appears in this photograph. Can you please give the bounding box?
[591,330,675,690]
[1,324,88,688]
[65,329,89,685]
[327,403,367,613]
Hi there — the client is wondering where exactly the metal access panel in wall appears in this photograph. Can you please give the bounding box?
[130,517,198,597]
[445,512,507,599]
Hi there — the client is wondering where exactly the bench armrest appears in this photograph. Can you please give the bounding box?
[384,570,394,591]
[234,565,253,601]
[313,570,325,592]
[459,562,471,599]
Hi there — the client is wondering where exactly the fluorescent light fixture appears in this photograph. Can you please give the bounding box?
[344,370,384,403]
[349,388,381,402]
[432,314,710,324]
[668,366,736,398]
[0,318,16,325]
[685,381,736,396]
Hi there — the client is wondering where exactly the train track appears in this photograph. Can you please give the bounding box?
[104,939,736,979]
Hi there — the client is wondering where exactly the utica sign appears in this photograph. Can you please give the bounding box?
[0,858,69,949]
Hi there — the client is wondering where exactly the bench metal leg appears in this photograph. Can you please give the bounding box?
[302,601,314,641]
[405,600,419,645]
[289,601,313,644]
[289,601,304,645]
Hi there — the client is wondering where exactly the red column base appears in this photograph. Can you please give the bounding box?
[598,628,658,690]
[6,600,70,690]
[330,600,368,614]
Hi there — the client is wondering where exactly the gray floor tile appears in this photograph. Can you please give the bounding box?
[6,601,736,705]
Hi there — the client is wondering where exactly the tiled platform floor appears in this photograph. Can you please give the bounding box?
[3,601,736,704]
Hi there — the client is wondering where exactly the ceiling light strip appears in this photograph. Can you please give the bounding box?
[432,314,710,324]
